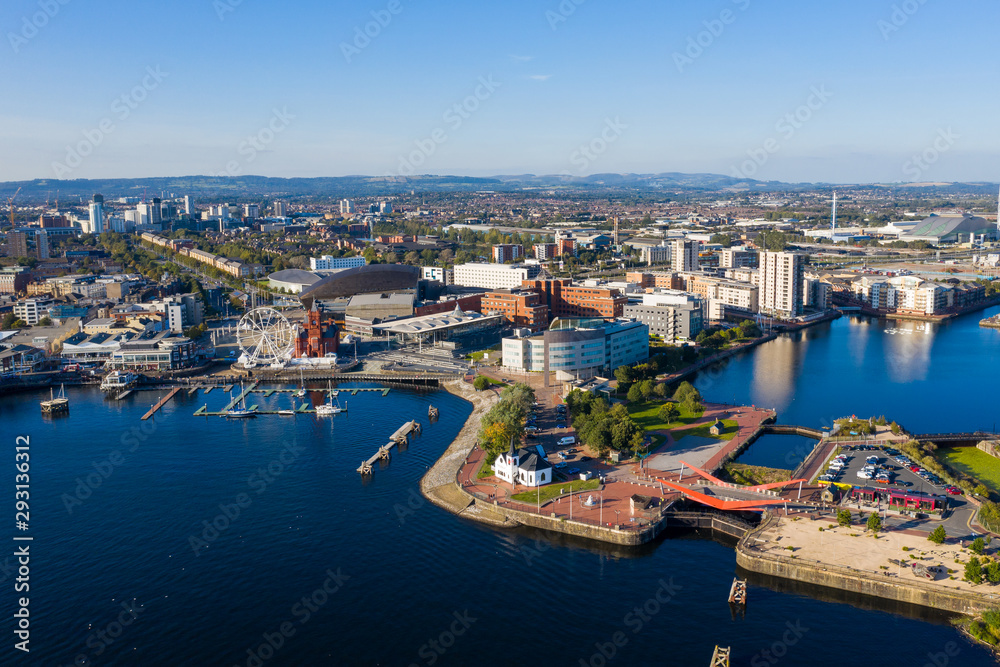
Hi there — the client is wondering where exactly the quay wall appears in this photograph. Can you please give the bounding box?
[735,515,998,616]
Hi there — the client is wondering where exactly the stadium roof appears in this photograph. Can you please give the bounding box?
[899,214,995,242]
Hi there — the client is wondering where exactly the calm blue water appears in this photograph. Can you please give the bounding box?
[3,331,997,666]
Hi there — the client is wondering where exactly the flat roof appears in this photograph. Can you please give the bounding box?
[373,308,502,335]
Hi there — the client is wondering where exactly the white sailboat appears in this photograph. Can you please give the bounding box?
[295,369,306,398]
[315,382,346,416]
[225,383,257,418]
[278,395,297,416]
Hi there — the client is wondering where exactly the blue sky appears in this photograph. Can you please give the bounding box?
[2,0,999,183]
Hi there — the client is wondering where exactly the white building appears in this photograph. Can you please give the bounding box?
[670,239,699,272]
[274,201,287,217]
[759,251,805,318]
[493,441,552,488]
[338,199,355,215]
[13,297,56,325]
[244,204,260,219]
[421,267,453,285]
[641,244,672,266]
[719,247,759,269]
[310,255,367,271]
[453,263,540,290]
[502,318,648,379]
[184,195,193,215]
[87,195,104,235]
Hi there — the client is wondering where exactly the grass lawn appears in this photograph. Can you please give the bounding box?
[674,419,739,442]
[939,446,1000,492]
[723,463,792,486]
[628,400,705,432]
[477,462,494,480]
[511,477,601,504]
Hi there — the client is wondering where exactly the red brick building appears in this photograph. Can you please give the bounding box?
[413,294,483,317]
[521,279,627,321]
[294,305,339,358]
[481,290,548,331]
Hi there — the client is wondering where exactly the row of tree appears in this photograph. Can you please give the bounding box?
[477,383,536,462]
[565,390,645,459]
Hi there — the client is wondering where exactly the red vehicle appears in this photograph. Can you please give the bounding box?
[909,465,921,472]
[946,487,963,495]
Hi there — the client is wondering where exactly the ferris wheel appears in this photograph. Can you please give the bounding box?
[237,307,295,367]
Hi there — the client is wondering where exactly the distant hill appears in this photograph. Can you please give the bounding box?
[1,173,996,203]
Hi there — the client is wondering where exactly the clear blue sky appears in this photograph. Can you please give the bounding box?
[2,0,998,184]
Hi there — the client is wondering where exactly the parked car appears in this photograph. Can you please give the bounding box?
[946,487,963,495]
[580,456,592,462]
[567,467,581,475]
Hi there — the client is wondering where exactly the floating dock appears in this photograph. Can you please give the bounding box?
[358,420,422,474]
[728,578,746,605]
[710,646,730,667]
[190,383,386,417]
[142,388,181,420]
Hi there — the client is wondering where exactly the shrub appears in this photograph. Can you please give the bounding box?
[928,525,947,545]
[965,556,983,584]
[472,376,490,391]
[972,537,986,555]
[837,509,852,527]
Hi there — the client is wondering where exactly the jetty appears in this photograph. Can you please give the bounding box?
[142,388,181,420]
[728,578,746,605]
[980,314,1000,330]
[710,646,730,667]
[358,420,422,475]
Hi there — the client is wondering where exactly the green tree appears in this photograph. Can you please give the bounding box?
[626,383,643,403]
[653,382,668,399]
[986,561,1000,584]
[1,313,16,329]
[837,509,852,527]
[972,537,986,555]
[473,376,490,391]
[866,512,882,535]
[658,402,680,425]
[965,556,983,584]
[639,379,654,400]
[927,525,947,544]
[672,381,700,404]
[37,316,52,327]
[975,485,991,498]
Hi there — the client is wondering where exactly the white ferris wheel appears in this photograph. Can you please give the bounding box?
[237,307,295,367]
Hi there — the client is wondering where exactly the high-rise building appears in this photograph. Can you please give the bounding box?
[35,229,49,260]
[6,231,28,257]
[759,251,805,319]
[274,201,288,217]
[641,244,672,266]
[244,204,260,219]
[184,195,193,215]
[670,239,699,272]
[719,247,759,269]
[534,243,559,261]
[378,201,393,215]
[492,244,524,263]
[88,194,105,235]
[338,199,354,215]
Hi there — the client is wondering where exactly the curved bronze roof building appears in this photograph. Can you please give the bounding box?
[299,264,421,309]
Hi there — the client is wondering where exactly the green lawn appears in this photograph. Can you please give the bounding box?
[674,419,739,442]
[477,462,495,480]
[628,400,705,432]
[511,478,601,504]
[940,447,1000,492]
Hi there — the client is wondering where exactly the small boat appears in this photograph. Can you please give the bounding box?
[315,382,346,416]
[41,384,69,414]
[224,383,257,418]
[295,369,306,398]
[278,396,297,416]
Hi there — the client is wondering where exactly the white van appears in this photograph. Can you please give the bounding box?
[558,436,577,446]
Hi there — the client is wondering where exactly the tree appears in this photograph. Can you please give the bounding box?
[928,525,947,544]
[972,537,986,555]
[626,383,643,403]
[975,485,991,498]
[653,382,668,399]
[866,512,882,535]
[639,379,654,400]
[658,402,680,425]
[837,509,852,527]
[37,316,52,327]
[672,381,700,404]
[1,313,15,329]
[709,233,732,248]
[965,556,983,584]
[473,376,490,391]
[986,561,1000,584]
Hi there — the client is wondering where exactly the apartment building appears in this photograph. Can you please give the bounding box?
[522,279,627,321]
[452,263,540,290]
[670,239,699,272]
[719,248,759,269]
[759,251,805,318]
[480,290,549,331]
[533,243,559,261]
[491,244,524,263]
[624,292,705,341]
[310,255,367,271]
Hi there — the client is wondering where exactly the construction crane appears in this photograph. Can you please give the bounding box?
[7,187,21,226]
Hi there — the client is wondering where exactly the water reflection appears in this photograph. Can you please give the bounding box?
[749,335,807,412]
[882,320,935,383]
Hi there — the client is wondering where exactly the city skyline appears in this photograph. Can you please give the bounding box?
[3,1,999,183]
